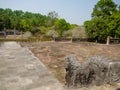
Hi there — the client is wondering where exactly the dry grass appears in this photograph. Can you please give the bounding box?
[21,41,120,89]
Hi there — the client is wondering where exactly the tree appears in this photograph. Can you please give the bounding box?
[46,30,59,41]
[63,30,72,38]
[1,8,12,29]
[47,11,58,26]
[84,18,107,40]
[20,19,30,31]
[92,0,117,18]
[84,0,119,42]
[0,10,5,30]
[108,10,120,37]
[72,26,86,38]
[0,8,77,37]
[55,19,71,36]
[48,11,58,20]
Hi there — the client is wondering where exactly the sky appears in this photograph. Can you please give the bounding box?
[0,0,120,25]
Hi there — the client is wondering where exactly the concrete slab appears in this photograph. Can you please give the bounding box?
[0,42,63,90]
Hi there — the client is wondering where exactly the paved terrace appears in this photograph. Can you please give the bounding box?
[0,42,63,90]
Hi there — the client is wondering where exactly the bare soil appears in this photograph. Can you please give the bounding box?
[21,41,120,89]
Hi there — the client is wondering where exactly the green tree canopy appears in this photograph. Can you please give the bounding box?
[55,19,71,36]
[0,8,77,37]
[84,0,120,42]
[92,0,117,18]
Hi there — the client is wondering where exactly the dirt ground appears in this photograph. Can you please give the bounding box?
[21,41,120,89]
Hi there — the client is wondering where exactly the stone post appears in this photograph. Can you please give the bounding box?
[106,36,110,45]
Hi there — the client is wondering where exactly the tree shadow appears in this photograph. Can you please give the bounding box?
[116,88,120,90]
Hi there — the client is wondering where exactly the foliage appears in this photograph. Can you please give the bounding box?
[47,11,58,26]
[62,26,87,40]
[108,11,120,37]
[23,31,32,38]
[55,19,71,36]
[84,0,120,41]
[62,30,72,37]
[46,30,59,40]
[92,0,117,18]
[70,24,78,29]
[0,8,77,37]
[72,26,87,38]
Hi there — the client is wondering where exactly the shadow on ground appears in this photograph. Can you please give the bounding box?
[116,88,120,90]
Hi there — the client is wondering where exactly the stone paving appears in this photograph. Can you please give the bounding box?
[0,42,63,90]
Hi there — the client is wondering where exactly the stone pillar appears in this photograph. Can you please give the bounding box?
[106,36,110,45]
[14,28,16,40]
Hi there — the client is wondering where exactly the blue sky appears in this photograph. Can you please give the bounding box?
[0,0,120,25]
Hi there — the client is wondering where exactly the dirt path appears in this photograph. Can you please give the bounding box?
[0,42,63,90]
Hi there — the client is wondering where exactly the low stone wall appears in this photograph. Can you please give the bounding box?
[65,55,120,88]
